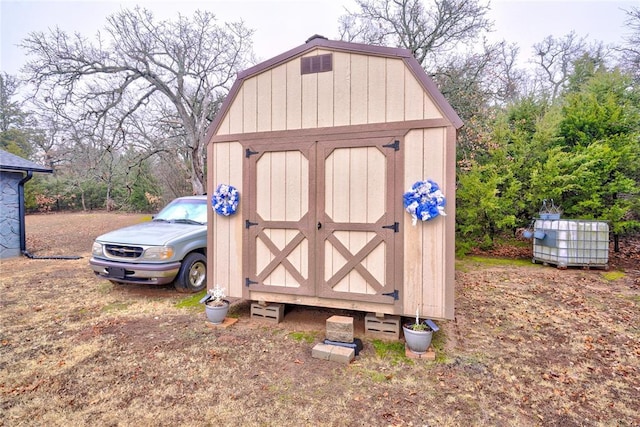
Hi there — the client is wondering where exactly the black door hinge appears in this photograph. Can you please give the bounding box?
[382,222,399,233]
[245,148,259,158]
[382,140,400,151]
[382,289,399,300]
[245,278,258,287]
[245,220,258,228]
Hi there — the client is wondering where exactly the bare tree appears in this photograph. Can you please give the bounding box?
[431,40,512,160]
[491,42,526,103]
[20,7,254,195]
[531,32,609,103]
[338,0,492,67]
[619,6,640,81]
[154,151,193,200]
[532,32,585,102]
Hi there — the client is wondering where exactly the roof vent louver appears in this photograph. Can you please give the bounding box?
[301,53,333,75]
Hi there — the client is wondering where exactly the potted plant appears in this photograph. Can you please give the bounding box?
[200,284,229,324]
[403,308,438,355]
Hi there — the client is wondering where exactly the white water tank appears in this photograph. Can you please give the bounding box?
[532,219,609,268]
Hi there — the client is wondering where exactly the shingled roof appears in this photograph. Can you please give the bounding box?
[0,149,52,173]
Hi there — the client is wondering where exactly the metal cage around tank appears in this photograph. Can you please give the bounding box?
[532,219,609,269]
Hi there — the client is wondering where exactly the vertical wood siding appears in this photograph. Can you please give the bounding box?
[403,128,450,319]
[215,50,445,135]
[323,146,388,295]
[255,150,309,288]
[208,141,244,298]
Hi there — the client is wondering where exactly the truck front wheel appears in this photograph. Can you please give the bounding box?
[174,252,206,293]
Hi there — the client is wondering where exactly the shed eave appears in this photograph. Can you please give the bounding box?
[404,57,464,130]
[1,166,53,174]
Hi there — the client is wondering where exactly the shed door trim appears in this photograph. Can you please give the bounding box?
[243,141,316,297]
[316,136,403,304]
[242,131,405,306]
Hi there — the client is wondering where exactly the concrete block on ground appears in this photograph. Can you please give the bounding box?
[326,315,354,343]
[364,313,401,340]
[323,338,362,356]
[250,302,284,323]
[312,343,333,360]
[329,345,355,364]
[312,343,355,364]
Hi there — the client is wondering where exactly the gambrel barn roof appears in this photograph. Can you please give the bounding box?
[207,36,463,140]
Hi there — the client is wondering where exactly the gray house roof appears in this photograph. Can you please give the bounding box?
[0,149,52,173]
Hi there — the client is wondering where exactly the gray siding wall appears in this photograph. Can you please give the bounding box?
[0,171,22,258]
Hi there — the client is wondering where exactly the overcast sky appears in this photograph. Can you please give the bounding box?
[1,0,637,76]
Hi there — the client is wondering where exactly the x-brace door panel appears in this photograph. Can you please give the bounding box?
[316,137,400,304]
[244,142,316,296]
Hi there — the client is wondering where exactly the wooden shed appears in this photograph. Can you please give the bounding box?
[205,36,462,320]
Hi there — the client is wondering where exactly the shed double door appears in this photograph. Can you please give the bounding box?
[244,136,401,305]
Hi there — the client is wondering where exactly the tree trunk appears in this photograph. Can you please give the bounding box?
[186,126,206,195]
[190,173,205,195]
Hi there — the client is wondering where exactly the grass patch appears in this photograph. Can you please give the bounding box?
[464,256,535,268]
[97,281,114,294]
[102,301,132,312]
[626,295,640,304]
[354,367,393,382]
[430,330,448,363]
[288,331,317,344]
[601,271,625,281]
[175,290,207,310]
[455,259,470,273]
[371,339,406,364]
[369,330,448,364]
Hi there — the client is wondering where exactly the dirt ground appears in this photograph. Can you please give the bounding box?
[1,212,639,426]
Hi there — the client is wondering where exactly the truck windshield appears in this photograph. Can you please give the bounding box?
[154,199,207,224]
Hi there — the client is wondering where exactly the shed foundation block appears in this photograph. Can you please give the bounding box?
[364,313,401,340]
[325,315,354,343]
[250,302,284,323]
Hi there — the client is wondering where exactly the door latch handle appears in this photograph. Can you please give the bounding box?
[317,222,322,230]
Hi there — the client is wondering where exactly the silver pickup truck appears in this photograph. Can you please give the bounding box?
[89,195,208,292]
